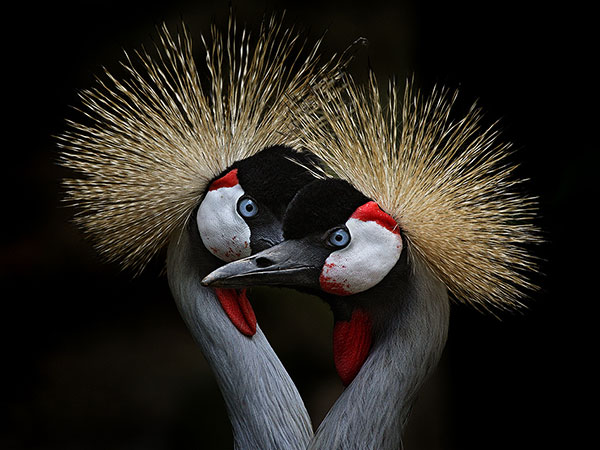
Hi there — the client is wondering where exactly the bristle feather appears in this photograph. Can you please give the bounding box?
[58,15,345,273]
[296,74,541,311]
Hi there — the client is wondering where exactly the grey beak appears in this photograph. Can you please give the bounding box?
[201,239,323,289]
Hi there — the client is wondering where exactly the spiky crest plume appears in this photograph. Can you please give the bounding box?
[58,14,345,273]
[296,73,541,311]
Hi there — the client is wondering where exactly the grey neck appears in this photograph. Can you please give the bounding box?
[167,228,313,450]
[309,257,450,450]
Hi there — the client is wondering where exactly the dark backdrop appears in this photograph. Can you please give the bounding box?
[3,1,594,448]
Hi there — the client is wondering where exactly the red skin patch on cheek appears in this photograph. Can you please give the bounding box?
[223,246,243,260]
[216,236,246,261]
[209,168,239,191]
[333,309,372,386]
[320,262,352,295]
[351,201,400,234]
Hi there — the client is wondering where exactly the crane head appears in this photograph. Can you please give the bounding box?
[202,178,405,384]
[195,146,320,337]
[197,146,318,262]
[202,179,402,294]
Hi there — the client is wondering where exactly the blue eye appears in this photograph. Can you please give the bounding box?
[237,196,258,218]
[328,228,350,248]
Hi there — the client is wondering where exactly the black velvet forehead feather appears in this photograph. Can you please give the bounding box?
[213,146,321,217]
[283,179,371,239]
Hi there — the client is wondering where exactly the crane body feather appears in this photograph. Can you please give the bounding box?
[309,257,449,449]
[167,223,313,450]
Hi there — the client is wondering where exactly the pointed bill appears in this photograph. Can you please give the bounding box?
[202,239,324,289]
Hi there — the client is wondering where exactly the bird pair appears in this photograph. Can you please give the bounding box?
[59,14,540,450]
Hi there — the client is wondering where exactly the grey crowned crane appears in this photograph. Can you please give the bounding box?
[167,146,319,449]
[58,16,346,449]
[203,75,542,449]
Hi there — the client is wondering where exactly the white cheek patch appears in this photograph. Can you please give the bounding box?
[196,184,252,262]
[320,218,403,295]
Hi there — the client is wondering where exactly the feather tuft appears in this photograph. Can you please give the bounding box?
[58,15,346,273]
[296,73,542,311]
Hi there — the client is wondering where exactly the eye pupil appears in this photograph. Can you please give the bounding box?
[237,196,258,218]
[328,228,350,248]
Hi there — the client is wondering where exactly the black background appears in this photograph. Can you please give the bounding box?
[2,1,595,448]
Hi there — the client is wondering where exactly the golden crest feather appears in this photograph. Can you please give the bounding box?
[296,73,541,311]
[58,15,345,273]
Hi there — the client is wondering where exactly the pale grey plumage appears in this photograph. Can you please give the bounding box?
[201,232,450,448]
[309,258,449,449]
[167,226,312,449]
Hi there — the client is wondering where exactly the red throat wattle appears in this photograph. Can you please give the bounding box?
[215,288,257,337]
[333,309,372,386]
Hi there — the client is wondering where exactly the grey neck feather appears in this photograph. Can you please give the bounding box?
[167,228,313,450]
[309,257,450,450]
